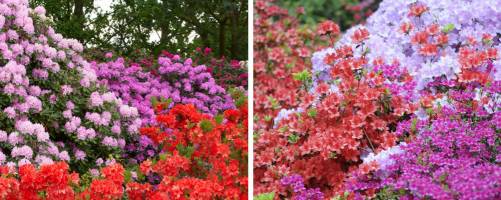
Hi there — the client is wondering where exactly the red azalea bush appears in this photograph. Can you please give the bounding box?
[254,38,415,197]
[137,98,248,199]
[254,0,329,131]
[0,99,248,200]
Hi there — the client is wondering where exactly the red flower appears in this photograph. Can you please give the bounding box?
[351,28,370,44]
[317,20,340,36]
[101,164,125,185]
[419,43,438,56]
[88,179,123,200]
[408,3,428,17]
[400,22,413,34]
[436,33,449,45]
[411,31,429,44]
[426,24,440,35]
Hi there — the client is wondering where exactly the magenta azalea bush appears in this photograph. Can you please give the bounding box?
[0,0,142,173]
[91,53,235,126]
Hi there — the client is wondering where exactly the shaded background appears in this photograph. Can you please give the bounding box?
[276,0,381,30]
[29,0,248,60]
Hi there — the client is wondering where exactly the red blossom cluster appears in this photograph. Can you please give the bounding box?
[0,162,78,200]
[254,25,415,197]
[138,101,249,199]
[254,0,328,131]
[0,101,247,200]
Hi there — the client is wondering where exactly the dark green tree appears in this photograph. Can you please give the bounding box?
[29,0,248,60]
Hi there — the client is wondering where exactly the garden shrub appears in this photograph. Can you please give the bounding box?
[0,0,141,174]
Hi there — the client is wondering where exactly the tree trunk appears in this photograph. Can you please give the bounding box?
[230,4,239,58]
[218,18,227,57]
[159,0,170,46]
[73,0,85,42]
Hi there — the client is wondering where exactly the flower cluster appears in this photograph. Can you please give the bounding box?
[0,98,248,199]
[91,52,235,126]
[0,0,141,173]
[254,0,329,131]
[137,99,248,199]
[189,47,248,88]
[280,174,324,200]
[348,86,500,199]
[0,162,78,199]
[255,0,500,199]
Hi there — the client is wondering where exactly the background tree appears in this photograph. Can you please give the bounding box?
[29,0,248,60]
[277,0,381,30]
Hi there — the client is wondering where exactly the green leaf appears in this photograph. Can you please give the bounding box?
[215,114,224,124]
[307,108,317,118]
[176,144,195,158]
[124,170,132,183]
[293,69,311,83]
[150,96,158,107]
[255,192,275,200]
[159,153,167,161]
[410,118,418,132]
[442,23,455,33]
[288,133,299,143]
[200,119,214,132]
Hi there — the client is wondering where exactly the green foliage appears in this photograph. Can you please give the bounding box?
[374,186,404,200]
[255,192,275,200]
[229,87,247,108]
[277,0,381,30]
[176,144,195,158]
[200,119,215,132]
[29,0,248,60]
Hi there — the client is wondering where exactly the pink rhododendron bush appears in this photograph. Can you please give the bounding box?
[255,0,500,199]
[0,0,142,174]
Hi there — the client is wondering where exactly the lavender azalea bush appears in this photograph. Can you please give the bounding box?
[0,0,141,173]
[311,0,500,94]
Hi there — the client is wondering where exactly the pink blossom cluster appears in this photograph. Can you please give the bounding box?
[0,0,141,173]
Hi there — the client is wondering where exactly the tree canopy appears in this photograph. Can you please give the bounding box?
[29,0,248,60]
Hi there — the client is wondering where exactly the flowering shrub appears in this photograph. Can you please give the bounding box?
[255,0,500,198]
[0,0,141,173]
[137,99,248,199]
[0,98,248,199]
[280,174,324,200]
[254,0,328,131]
[189,47,248,88]
[91,52,235,126]
[348,83,500,199]
[254,31,414,196]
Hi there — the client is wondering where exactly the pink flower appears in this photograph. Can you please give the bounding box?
[0,130,7,142]
[204,47,212,55]
[61,85,73,95]
[90,92,103,107]
[3,107,16,119]
[11,145,33,159]
[75,149,86,160]
[59,151,70,161]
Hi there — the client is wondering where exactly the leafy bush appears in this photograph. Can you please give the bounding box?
[0,98,248,199]
[0,0,141,174]
[91,51,235,126]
